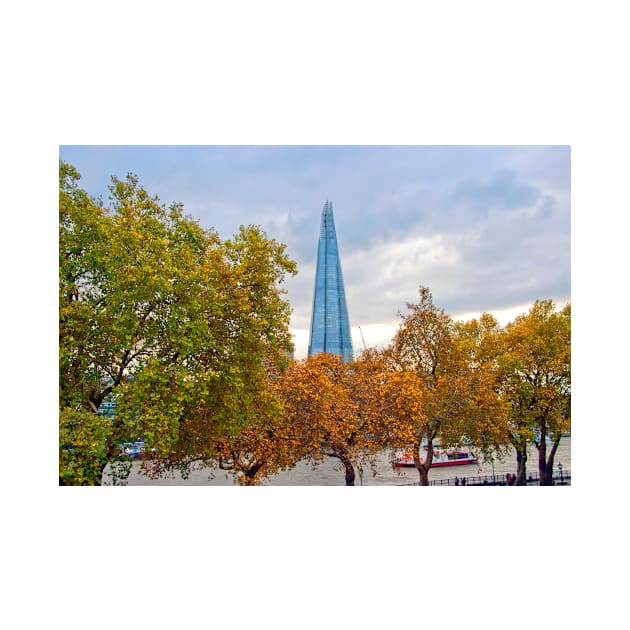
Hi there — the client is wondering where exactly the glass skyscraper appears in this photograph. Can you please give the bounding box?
[308,200,354,362]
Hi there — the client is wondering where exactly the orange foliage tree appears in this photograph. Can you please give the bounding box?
[278,353,412,485]
[497,300,571,485]
[389,287,509,485]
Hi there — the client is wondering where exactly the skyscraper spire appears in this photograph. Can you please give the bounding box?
[308,200,354,362]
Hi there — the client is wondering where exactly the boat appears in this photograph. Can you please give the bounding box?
[394,445,477,468]
[119,440,156,458]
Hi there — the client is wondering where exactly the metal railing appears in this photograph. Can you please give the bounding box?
[403,469,571,486]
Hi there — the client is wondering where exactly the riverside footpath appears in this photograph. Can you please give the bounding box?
[104,437,571,486]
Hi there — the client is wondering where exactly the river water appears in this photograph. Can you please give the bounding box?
[106,436,571,485]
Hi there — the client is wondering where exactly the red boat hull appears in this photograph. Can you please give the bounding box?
[395,458,477,468]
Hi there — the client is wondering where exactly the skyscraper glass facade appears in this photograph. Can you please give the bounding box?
[308,201,354,362]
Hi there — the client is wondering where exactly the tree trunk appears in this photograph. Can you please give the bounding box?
[243,461,264,485]
[338,453,356,486]
[414,441,432,486]
[537,437,551,485]
[541,437,561,486]
[514,448,527,485]
[417,465,430,486]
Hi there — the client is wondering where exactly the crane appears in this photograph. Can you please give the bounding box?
[358,325,367,352]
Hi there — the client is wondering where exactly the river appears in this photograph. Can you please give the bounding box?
[105,436,571,485]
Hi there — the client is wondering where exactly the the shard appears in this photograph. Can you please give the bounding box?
[308,200,354,362]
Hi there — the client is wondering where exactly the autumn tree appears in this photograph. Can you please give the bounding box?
[142,361,306,486]
[498,301,571,485]
[389,287,508,485]
[278,353,404,486]
[59,162,296,485]
[447,314,510,460]
[211,414,303,486]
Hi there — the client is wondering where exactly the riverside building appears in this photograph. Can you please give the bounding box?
[308,200,354,362]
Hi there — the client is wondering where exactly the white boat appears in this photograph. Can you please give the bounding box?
[394,444,477,468]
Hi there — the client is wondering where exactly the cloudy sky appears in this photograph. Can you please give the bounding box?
[59,145,570,358]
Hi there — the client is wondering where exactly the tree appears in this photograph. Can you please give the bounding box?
[59,162,296,484]
[141,361,306,486]
[389,287,508,485]
[498,301,571,485]
[448,314,511,461]
[278,353,403,485]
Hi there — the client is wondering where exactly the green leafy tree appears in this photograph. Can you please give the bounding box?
[59,162,296,485]
[142,360,304,486]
